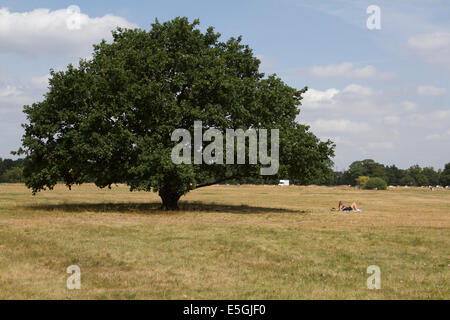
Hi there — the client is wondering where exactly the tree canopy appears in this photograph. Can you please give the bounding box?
[17,17,335,209]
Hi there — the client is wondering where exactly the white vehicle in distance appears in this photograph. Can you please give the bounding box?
[278,180,290,186]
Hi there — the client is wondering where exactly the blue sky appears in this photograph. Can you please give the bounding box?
[0,0,449,170]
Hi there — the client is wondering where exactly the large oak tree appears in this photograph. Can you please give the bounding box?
[17,17,334,209]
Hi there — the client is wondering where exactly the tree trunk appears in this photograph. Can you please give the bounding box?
[159,187,181,210]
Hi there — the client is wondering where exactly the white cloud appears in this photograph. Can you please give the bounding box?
[366,142,395,150]
[0,7,137,57]
[341,84,373,96]
[407,33,450,68]
[309,119,373,134]
[430,109,450,120]
[406,109,450,128]
[0,76,50,157]
[300,83,450,169]
[401,101,417,112]
[0,75,49,112]
[309,62,394,79]
[319,135,355,146]
[384,115,401,125]
[417,85,447,96]
[256,54,276,69]
[302,88,339,109]
[408,32,450,51]
[0,85,21,97]
[425,130,450,141]
[30,74,51,90]
[302,84,383,115]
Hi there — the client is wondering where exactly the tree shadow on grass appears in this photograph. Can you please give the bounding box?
[25,201,307,215]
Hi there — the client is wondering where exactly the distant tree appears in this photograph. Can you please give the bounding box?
[363,177,387,190]
[341,160,366,185]
[2,167,24,183]
[371,166,388,182]
[406,165,439,186]
[415,174,429,186]
[333,171,344,185]
[16,17,334,209]
[0,158,25,182]
[356,176,370,188]
[0,158,16,176]
[407,165,422,186]
[440,162,450,186]
[385,164,403,185]
[422,167,440,186]
[400,175,416,186]
[341,159,387,185]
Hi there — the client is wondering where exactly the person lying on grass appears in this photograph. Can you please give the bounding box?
[338,201,359,212]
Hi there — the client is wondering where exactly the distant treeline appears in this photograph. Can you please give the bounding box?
[0,158,25,183]
[221,159,450,187]
[334,159,450,187]
[1,157,450,187]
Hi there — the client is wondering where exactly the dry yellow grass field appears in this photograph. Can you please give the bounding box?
[0,183,449,299]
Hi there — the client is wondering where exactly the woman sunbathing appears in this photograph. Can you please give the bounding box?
[338,201,359,212]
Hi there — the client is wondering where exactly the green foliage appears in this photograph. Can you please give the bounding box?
[422,167,440,186]
[415,174,429,186]
[341,159,387,185]
[0,158,24,183]
[400,175,416,186]
[385,165,403,185]
[440,162,450,186]
[338,159,445,187]
[407,165,428,186]
[2,167,24,183]
[16,17,334,209]
[363,177,387,190]
[356,176,370,188]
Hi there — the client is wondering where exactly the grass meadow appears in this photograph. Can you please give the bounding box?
[0,183,448,299]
